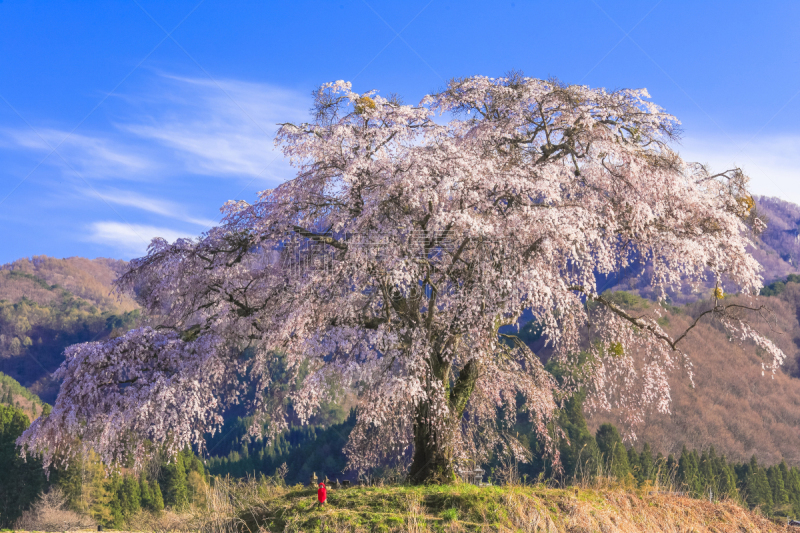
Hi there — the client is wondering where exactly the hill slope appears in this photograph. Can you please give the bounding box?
[0,256,140,403]
[0,371,48,422]
[749,196,800,284]
[0,256,137,312]
[587,288,800,465]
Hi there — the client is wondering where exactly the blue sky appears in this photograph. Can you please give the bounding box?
[1,0,798,263]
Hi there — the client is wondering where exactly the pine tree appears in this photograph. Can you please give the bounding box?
[754,467,773,513]
[784,466,800,518]
[639,443,654,485]
[743,456,773,513]
[666,454,676,477]
[678,446,700,496]
[107,474,124,529]
[689,450,704,495]
[119,475,141,517]
[183,449,206,478]
[52,451,86,511]
[151,478,164,512]
[700,449,713,496]
[0,404,45,528]
[767,464,789,511]
[595,424,629,480]
[84,451,114,526]
[627,447,641,485]
[714,455,738,501]
[140,473,154,511]
[555,392,601,481]
[161,453,188,509]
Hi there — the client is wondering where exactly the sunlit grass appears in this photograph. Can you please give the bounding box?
[120,476,789,532]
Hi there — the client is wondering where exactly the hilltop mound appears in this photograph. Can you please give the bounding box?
[170,482,788,533]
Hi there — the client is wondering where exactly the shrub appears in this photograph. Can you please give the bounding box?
[441,507,458,522]
[14,487,95,532]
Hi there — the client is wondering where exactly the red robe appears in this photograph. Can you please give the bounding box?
[318,483,327,503]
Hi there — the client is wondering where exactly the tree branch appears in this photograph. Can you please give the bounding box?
[292,226,348,250]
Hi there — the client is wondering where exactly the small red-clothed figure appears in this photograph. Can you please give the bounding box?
[318,482,327,506]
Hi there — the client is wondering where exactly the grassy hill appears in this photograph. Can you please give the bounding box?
[137,480,788,533]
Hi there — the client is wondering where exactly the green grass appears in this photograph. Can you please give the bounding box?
[234,483,597,532]
[441,507,458,522]
[144,477,787,533]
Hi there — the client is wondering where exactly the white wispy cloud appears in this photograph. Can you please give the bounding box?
[679,135,800,205]
[0,73,310,185]
[0,127,153,179]
[87,221,195,257]
[118,73,309,181]
[92,188,219,228]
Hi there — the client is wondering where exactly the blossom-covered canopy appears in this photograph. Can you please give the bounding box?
[19,75,782,481]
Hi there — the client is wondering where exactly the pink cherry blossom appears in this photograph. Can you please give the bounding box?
[18,75,781,482]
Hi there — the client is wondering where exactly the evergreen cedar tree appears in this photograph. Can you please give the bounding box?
[17,74,785,484]
[0,404,45,527]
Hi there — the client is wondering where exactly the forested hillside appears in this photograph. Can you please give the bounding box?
[0,371,49,422]
[0,256,137,312]
[0,256,140,403]
[0,402,209,528]
[751,196,800,283]
[586,287,800,466]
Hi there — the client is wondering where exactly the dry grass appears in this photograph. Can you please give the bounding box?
[14,487,96,532]
[110,477,794,533]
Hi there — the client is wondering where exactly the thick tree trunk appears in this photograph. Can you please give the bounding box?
[408,359,481,484]
[408,401,456,484]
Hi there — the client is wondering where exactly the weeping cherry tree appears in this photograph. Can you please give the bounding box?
[19,74,783,483]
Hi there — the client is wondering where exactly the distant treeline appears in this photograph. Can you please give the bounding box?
[206,411,356,485]
[511,386,800,520]
[760,273,800,297]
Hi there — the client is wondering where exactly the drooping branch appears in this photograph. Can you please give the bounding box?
[569,285,772,351]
